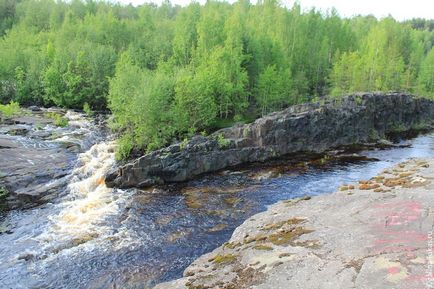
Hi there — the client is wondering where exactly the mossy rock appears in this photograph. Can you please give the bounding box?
[267,227,314,246]
[210,253,237,265]
[253,244,273,251]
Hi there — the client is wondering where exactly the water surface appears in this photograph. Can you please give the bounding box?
[1,131,433,289]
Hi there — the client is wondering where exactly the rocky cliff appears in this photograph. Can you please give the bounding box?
[105,93,434,188]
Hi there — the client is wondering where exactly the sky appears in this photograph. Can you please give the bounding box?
[115,0,434,21]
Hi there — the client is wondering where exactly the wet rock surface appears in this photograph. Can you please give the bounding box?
[106,93,434,189]
[155,158,434,289]
[0,108,100,209]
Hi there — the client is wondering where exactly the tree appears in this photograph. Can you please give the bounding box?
[256,65,286,115]
[417,47,434,97]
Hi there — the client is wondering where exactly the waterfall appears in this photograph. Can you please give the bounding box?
[36,141,137,255]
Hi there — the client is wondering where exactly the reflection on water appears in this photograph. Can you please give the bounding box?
[0,132,433,289]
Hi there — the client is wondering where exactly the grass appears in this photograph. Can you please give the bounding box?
[0,101,21,118]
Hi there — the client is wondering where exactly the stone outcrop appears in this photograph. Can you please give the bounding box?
[154,158,434,289]
[0,109,99,209]
[105,93,434,188]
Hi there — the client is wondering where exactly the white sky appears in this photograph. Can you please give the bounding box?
[116,0,434,21]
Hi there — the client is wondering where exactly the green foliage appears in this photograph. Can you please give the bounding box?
[389,123,407,133]
[216,133,230,149]
[109,53,177,154]
[83,102,93,116]
[0,101,20,118]
[0,0,432,158]
[0,185,8,211]
[256,65,289,115]
[0,186,8,199]
[368,128,380,141]
[179,138,189,150]
[44,112,68,127]
[115,134,134,161]
[416,47,434,98]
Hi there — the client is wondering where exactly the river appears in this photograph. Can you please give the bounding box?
[0,112,433,289]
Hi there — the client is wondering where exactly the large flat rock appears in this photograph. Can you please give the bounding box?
[155,158,434,289]
[0,109,94,209]
[0,135,72,208]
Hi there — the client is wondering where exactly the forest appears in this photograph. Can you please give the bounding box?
[0,0,433,159]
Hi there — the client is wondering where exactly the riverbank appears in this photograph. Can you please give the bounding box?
[106,93,434,189]
[155,157,434,289]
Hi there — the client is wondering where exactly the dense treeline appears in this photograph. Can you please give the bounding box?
[0,0,432,158]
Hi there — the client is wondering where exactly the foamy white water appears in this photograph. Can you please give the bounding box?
[36,141,139,254]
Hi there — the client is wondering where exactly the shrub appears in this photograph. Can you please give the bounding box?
[45,112,69,127]
[116,134,134,161]
[0,101,21,118]
[216,133,230,149]
[83,102,93,116]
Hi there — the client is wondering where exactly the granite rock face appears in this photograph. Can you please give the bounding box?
[154,158,434,289]
[105,93,434,188]
[0,109,101,209]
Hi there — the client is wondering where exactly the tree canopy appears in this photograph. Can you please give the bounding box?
[0,0,432,158]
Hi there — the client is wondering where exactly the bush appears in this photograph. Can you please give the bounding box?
[0,101,21,118]
[116,134,134,161]
[216,133,230,148]
[83,102,93,116]
[45,112,68,127]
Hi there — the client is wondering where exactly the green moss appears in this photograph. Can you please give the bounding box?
[262,218,305,231]
[223,242,242,249]
[211,253,237,265]
[224,197,241,206]
[267,227,314,246]
[244,233,268,244]
[253,244,273,251]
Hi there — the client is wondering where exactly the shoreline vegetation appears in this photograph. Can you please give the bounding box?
[105,93,434,189]
[0,0,432,160]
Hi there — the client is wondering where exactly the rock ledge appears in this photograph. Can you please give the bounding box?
[106,93,434,188]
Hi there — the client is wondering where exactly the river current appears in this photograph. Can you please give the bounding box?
[0,114,433,289]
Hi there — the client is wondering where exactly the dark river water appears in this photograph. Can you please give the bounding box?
[0,124,433,288]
